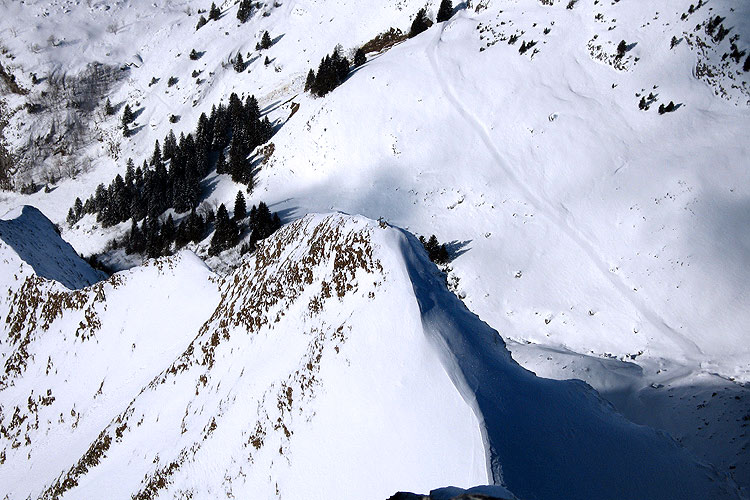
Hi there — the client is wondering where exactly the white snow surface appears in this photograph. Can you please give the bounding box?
[0,212,744,500]
[1,0,749,496]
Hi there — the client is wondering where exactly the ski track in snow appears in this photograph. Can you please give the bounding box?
[426,20,704,364]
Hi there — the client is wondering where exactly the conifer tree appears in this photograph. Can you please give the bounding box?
[210,204,239,255]
[67,207,77,226]
[234,190,247,220]
[216,149,227,174]
[437,0,453,23]
[305,69,315,91]
[617,40,627,58]
[209,2,220,21]
[261,30,272,49]
[151,140,162,167]
[196,15,208,30]
[104,98,115,115]
[354,48,366,67]
[162,214,176,252]
[409,8,431,38]
[237,0,253,22]
[122,104,134,125]
[234,52,245,73]
[71,197,82,219]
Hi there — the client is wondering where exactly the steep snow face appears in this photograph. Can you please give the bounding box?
[1,213,742,500]
[0,248,219,499]
[0,206,104,289]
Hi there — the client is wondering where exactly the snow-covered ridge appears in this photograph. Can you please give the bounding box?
[1,212,742,500]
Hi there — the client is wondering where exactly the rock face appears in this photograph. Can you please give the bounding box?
[0,213,742,500]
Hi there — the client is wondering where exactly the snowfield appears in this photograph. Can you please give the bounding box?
[1,0,749,497]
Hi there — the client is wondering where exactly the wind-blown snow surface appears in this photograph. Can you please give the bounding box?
[1,0,749,492]
[0,213,743,500]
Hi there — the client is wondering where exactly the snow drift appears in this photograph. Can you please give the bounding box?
[0,211,741,500]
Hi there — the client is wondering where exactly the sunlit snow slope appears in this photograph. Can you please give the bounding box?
[0,212,743,500]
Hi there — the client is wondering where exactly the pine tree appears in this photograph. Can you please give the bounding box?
[190,49,200,60]
[437,0,453,23]
[639,96,647,110]
[209,2,220,21]
[354,48,366,67]
[409,8,431,38]
[744,55,750,72]
[104,98,114,115]
[261,30,272,49]
[304,69,316,92]
[234,52,245,73]
[67,208,77,226]
[196,15,208,30]
[234,190,247,220]
[264,55,271,66]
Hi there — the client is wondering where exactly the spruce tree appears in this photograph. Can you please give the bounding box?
[234,52,245,73]
[261,30,272,49]
[437,0,453,23]
[151,140,162,167]
[234,190,247,220]
[409,8,431,38]
[209,2,220,21]
[74,197,83,219]
[305,69,315,91]
[216,149,227,174]
[122,104,134,125]
[617,40,627,58]
[196,15,208,30]
[104,98,114,115]
[237,0,253,22]
[162,214,176,252]
[354,48,366,67]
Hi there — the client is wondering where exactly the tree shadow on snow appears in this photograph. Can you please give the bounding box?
[445,239,472,260]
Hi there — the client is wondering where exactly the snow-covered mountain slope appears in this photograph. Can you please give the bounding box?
[1,0,749,494]
[0,213,743,500]
[0,206,103,289]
